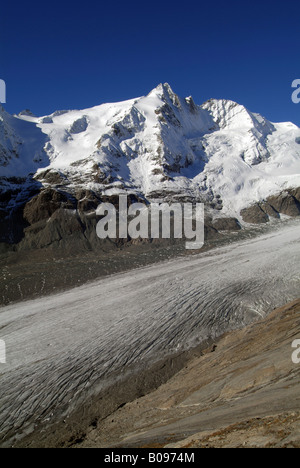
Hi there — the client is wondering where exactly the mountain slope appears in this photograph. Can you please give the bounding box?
[80,298,300,449]
[1,84,300,248]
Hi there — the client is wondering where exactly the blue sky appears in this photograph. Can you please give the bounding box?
[1,0,300,125]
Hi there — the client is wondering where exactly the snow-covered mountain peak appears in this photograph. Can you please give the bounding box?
[148,82,174,98]
[145,83,182,110]
[202,98,270,132]
[18,109,36,118]
[0,85,300,220]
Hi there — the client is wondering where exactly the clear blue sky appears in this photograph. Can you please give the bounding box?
[1,0,300,125]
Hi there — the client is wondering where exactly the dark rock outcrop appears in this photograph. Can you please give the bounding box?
[212,217,241,232]
[241,188,300,224]
[75,190,100,212]
[241,204,269,224]
[1,185,300,252]
[267,191,300,217]
[20,209,88,252]
[260,202,280,219]
[23,189,75,225]
[290,187,300,202]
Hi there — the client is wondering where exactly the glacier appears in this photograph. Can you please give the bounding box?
[0,218,299,446]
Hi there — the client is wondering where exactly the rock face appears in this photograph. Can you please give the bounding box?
[267,191,300,217]
[0,184,299,252]
[21,209,86,252]
[290,187,300,202]
[19,189,99,251]
[241,189,300,224]
[23,189,76,225]
[212,217,241,231]
[240,204,270,224]
[260,202,280,219]
[7,186,216,252]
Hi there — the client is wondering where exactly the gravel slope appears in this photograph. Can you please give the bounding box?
[98,299,299,449]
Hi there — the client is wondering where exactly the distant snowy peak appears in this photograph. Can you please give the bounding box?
[1,84,300,219]
[18,109,36,118]
[0,105,48,179]
[205,98,280,136]
[0,106,22,168]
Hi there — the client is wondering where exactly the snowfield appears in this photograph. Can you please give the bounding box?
[0,219,299,446]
